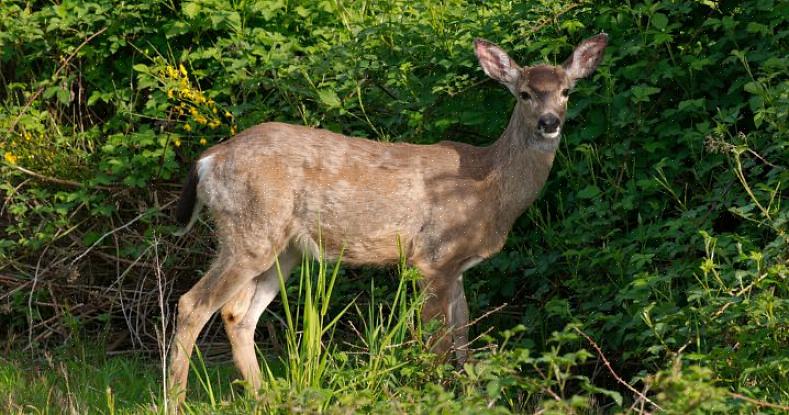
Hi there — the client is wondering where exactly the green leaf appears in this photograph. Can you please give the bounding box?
[318,89,341,108]
[743,81,763,95]
[294,6,309,17]
[82,231,101,246]
[577,185,602,199]
[485,379,501,398]
[43,86,60,99]
[651,13,668,30]
[87,90,104,106]
[631,85,661,103]
[182,2,200,18]
[56,88,70,104]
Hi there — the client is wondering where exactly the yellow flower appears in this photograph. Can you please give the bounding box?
[23,132,32,141]
[195,115,207,125]
[190,107,198,117]
[167,66,178,79]
[224,111,232,119]
[230,126,237,135]
[4,152,18,164]
[174,138,181,147]
[199,137,207,145]
[183,123,192,132]
[208,119,220,129]
[179,64,188,77]
[212,107,218,114]
[167,89,174,99]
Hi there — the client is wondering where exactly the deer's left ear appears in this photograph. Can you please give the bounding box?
[563,33,608,82]
[475,38,521,94]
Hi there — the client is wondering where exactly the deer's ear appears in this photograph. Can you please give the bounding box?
[562,33,608,81]
[474,38,521,93]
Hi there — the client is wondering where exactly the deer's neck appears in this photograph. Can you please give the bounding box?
[487,102,558,228]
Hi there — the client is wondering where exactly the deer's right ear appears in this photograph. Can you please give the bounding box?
[562,33,608,82]
[474,38,521,93]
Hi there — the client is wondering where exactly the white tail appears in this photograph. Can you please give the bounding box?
[168,33,608,406]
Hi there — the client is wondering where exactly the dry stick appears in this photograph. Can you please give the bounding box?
[573,327,664,412]
[462,303,508,330]
[456,303,508,354]
[21,200,173,349]
[6,163,118,191]
[531,365,563,402]
[68,199,175,267]
[152,234,170,412]
[626,382,652,414]
[730,392,789,411]
[7,27,108,134]
[27,244,51,352]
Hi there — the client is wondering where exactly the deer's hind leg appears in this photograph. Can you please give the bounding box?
[167,242,281,405]
[220,247,300,394]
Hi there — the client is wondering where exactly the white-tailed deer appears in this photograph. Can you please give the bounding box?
[169,34,607,404]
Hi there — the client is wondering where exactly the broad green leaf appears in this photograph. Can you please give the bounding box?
[318,89,341,108]
[577,185,602,199]
[652,13,668,30]
[182,2,200,18]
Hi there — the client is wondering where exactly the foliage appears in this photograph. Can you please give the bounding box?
[1,0,787,413]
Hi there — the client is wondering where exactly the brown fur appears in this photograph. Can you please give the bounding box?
[167,33,607,409]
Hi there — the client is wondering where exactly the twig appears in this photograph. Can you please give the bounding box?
[4,163,118,191]
[455,303,508,355]
[68,200,174,267]
[730,392,789,411]
[7,27,108,133]
[152,233,170,412]
[531,365,563,402]
[462,303,508,330]
[574,327,663,411]
[527,1,586,38]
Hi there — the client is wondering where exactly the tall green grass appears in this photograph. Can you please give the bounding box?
[4,239,783,414]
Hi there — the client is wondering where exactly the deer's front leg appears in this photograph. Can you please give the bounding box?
[449,275,469,363]
[420,271,469,363]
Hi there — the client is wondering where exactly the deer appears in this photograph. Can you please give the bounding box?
[167,33,608,406]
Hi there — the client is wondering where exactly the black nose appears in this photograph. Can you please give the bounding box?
[538,114,560,133]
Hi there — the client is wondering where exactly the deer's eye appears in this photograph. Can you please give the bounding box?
[519,91,532,101]
[561,89,570,97]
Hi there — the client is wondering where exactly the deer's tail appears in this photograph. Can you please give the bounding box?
[174,163,200,236]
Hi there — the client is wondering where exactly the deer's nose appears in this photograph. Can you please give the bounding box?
[538,114,560,133]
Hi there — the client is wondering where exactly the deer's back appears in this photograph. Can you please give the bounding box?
[195,122,498,265]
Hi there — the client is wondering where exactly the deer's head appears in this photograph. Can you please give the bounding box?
[474,34,608,150]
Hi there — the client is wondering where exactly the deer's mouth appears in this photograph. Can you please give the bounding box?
[537,129,561,139]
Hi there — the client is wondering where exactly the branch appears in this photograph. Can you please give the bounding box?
[68,200,175,267]
[5,163,118,191]
[730,392,789,411]
[574,327,663,411]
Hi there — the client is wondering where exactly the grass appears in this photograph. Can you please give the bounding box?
[1,348,164,414]
[2,248,592,414]
[1,252,475,414]
[3,249,785,414]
